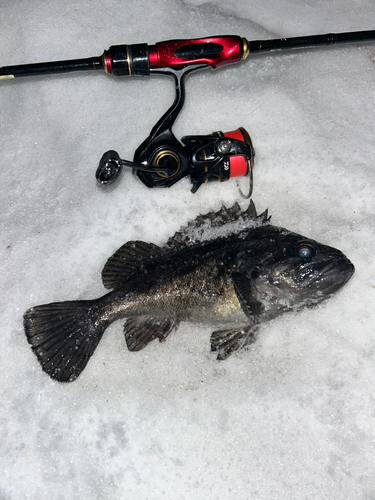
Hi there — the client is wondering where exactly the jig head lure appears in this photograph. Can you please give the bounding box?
[1,31,374,194]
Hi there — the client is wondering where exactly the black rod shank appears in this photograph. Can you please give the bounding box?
[0,56,103,79]
[248,30,375,53]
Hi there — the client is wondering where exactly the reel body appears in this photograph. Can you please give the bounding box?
[96,65,254,195]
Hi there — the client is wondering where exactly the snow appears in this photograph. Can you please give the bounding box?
[1,1,374,499]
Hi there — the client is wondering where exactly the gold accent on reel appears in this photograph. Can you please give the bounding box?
[153,150,181,178]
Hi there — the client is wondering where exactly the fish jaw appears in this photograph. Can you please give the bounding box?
[320,258,354,296]
[289,255,355,296]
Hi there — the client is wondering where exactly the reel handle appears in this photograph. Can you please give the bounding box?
[96,150,176,185]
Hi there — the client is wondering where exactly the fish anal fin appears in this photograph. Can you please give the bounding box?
[124,316,179,352]
[210,324,256,360]
[102,241,163,290]
[231,272,264,317]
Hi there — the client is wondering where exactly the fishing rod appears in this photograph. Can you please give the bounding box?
[1,30,374,195]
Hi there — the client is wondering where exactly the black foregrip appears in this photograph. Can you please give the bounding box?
[107,43,149,76]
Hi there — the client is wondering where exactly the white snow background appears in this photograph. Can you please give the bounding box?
[1,1,374,499]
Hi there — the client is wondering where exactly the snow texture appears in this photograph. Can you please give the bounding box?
[1,1,374,499]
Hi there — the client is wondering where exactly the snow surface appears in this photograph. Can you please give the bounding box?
[1,1,374,499]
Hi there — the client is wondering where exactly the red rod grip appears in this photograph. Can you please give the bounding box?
[148,35,247,70]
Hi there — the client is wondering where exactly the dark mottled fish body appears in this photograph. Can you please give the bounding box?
[24,202,354,382]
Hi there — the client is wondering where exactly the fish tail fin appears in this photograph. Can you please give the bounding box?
[23,299,109,382]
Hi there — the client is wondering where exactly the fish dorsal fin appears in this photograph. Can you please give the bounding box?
[102,240,163,289]
[166,200,271,250]
[102,202,271,289]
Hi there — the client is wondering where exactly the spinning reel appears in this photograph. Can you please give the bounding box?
[96,65,254,196]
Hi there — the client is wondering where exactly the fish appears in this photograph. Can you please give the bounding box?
[23,201,354,382]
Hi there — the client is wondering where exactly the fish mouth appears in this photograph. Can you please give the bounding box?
[292,257,355,295]
[319,258,355,295]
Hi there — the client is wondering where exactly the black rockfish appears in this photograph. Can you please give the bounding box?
[23,202,354,382]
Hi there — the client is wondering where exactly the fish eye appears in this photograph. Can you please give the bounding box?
[296,241,315,259]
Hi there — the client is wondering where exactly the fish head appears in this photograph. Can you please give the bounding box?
[239,226,355,314]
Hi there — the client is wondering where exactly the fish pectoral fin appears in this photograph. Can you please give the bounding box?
[124,316,179,352]
[210,324,256,360]
[231,272,264,317]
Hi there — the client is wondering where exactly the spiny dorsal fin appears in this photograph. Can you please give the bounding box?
[102,241,164,289]
[247,200,271,224]
[166,200,271,250]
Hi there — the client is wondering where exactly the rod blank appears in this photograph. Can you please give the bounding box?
[248,30,375,53]
[0,56,103,79]
[0,30,374,80]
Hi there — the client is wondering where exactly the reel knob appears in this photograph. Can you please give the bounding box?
[96,150,122,185]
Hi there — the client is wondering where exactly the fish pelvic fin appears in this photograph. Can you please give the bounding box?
[23,300,109,382]
[210,324,256,360]
[124,316,179,351]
